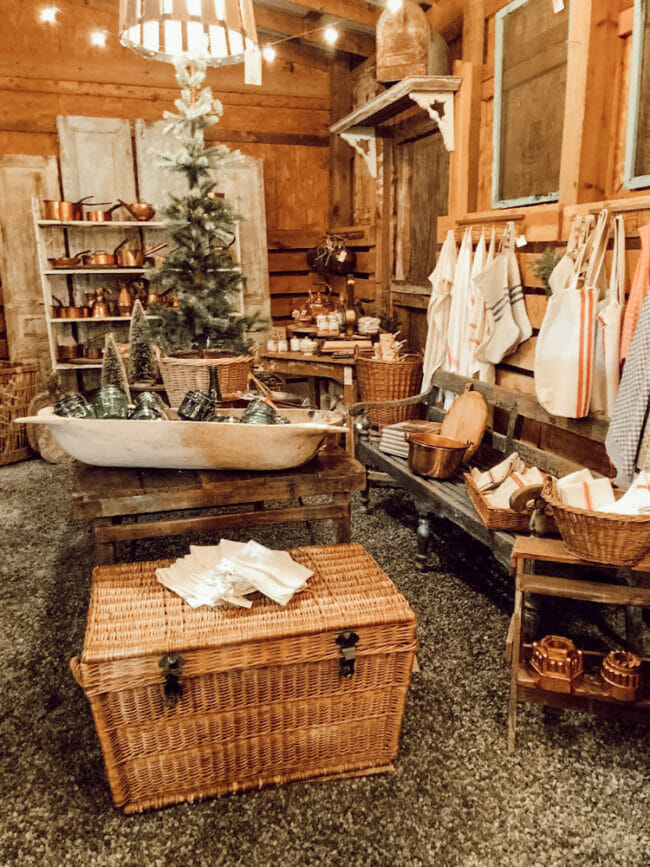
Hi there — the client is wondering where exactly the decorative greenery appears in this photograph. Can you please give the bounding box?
[101,333,131,401]
[148,53,260,356]
[128,299,157,383]
[534,247,561,296]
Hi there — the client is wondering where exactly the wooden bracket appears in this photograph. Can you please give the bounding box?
[340,127,377,178]
[408,91,455,151]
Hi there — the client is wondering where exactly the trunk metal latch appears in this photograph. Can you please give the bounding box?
[336,631,360,678]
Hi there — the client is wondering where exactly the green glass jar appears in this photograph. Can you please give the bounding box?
[54,393,95,419]
[240,397,277,425]
[129,391,169,420]
[177,389,214,421]
[93,385,129,419]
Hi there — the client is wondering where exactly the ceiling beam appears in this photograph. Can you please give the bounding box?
[255,6,375,56]
[266,0,381,29]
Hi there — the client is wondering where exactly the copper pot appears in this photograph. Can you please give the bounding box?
[83,241,127,267]
[57,344,83,361]
[118,199,156,221]
[407,433,469,479]
[116,242,167,267]
[86,203,121,222]
[48,250,90,268]
[43,196,93,221]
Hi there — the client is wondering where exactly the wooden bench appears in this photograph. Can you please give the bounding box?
[350,369,611,571]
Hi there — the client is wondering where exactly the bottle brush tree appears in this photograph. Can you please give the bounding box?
[101,333,131,402]
[128,299,157,383]
[149,53,259,357]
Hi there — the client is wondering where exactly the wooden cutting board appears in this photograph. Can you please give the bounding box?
[440,388,488,462]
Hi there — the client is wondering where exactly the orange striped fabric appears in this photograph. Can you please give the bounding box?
[620,223,650,363]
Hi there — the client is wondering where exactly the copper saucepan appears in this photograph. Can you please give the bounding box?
[118,199,156,221]
[85,203,121,222]
[43,196,93,221]
[116,242,167,267]
[83,240,128,267]
[47,250,90,268]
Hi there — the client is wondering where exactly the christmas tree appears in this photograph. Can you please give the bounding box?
[149,53,259,356]
[128,299,157,383]
[101,333,131,401]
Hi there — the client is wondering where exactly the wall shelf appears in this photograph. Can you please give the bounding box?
[47,316,160,324]
[38,220,166,229]
[330,75,461,177]
[45,268,148,275]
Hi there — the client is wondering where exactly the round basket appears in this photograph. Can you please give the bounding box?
[542,477,650,566]
[159,355,252,407]
[356,354,423,426]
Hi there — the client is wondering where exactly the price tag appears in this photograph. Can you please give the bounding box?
[344,366,353,386]
[244,45,262,86]
[552,0,565,12]
[515,234,528,248]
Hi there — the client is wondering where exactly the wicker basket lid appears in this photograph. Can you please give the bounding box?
[440,389,488,462]
[80,543,416,665]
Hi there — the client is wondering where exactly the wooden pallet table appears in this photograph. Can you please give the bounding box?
[260,351,357,409]
[508,536,650,752]
[72,448,366,565]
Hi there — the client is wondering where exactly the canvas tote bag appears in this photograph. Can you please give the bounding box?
[422,230,457,391]
[591,215,625,417]
[534,212,609,418]
[548,214,593,295]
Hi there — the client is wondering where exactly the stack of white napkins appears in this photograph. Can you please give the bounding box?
[156,539,314,609]
[484,466,546,509]
[557,469,650,515]
[471,453,526,492]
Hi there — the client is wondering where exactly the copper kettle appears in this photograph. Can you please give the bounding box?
[91,287,110,318]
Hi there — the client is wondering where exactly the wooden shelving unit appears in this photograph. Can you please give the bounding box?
[508,536,650,752]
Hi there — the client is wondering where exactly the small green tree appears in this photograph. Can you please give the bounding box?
[149,53,259,356]
[101,333,131,401]
[128,299,157,383]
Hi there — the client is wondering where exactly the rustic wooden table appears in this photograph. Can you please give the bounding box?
[507,536,650,752]
[260,351,357,408]
[72,448,366,565]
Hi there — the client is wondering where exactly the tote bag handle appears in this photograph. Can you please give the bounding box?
[608,215,626,306]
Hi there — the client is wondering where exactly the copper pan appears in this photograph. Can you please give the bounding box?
[86,203,121,222]
[47,250,90,268]
[83,240,128,267]
[43,196,93,221]
[116,242,167,267]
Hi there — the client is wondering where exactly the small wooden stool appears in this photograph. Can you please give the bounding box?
[507,536,650,752]
[72,448,366,565]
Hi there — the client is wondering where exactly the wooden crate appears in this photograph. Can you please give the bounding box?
[71,543,417,812]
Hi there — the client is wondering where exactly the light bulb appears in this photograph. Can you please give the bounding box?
[262,44,276,62]
[387,0,403,11]
[90,30,107,47]
[39,6,59,23]
[324,26,339,46]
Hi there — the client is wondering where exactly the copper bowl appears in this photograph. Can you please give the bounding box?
[407,433,469,479]
[119,200,156,221]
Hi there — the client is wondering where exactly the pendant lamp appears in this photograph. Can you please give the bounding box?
[119,0,258,66]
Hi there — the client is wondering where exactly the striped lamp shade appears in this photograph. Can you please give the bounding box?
[119,0,258,66]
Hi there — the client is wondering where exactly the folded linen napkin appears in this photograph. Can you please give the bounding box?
[471,453,525,492]
[560,478,616,511]
[484,466,545,509]
[557,468,594,503]
[156,540,314,609]
[596,471,650,515]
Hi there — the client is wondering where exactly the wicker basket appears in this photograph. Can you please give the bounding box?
[159,355,252,407]
[542,477,650,566]
[356,354,423,426]
[70,543,417,812]
[0,362,40,466]
[464,472,535,532]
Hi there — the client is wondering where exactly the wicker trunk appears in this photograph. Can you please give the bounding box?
[71,543,417,812]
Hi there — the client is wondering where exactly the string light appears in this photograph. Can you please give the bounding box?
[323,25,339,45]
[39,6,59,23]
[262,44,277,62]
[90,30,108,47]
[387,0,403,11]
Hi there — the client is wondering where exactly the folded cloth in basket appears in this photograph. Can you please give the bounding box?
[484,466,545,509]
[557,469,616,511]
[470,453,526,492]
[156,540,314,609]
[596,471,650,515]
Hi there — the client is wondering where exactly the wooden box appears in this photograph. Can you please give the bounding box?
[71,543,417,812]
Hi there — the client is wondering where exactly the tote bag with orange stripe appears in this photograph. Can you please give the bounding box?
[534,217,606,418]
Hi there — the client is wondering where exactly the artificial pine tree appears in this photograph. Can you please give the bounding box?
[101,333,131,402]
[128,299,157,383]
[149,53,259,356]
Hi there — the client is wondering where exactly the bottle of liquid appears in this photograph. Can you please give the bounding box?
[208,365,223,407]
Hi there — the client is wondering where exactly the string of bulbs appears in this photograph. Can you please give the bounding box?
[39,6,108,46]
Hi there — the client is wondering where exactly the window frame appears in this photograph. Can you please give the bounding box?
[624,0,650,190]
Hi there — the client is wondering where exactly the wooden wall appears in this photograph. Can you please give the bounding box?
[0,0,332,353]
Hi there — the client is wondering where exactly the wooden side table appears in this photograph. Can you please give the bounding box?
[508,536,650,752]
[72,448,366,565]
[260,351,357,409]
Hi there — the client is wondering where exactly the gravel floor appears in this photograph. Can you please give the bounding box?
[0,458,648,867]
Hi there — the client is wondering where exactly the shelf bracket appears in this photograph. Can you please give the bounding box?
[339,127,377,179]
[408,91,455,151]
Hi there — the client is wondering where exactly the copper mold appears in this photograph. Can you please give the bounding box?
[528,635,584,693]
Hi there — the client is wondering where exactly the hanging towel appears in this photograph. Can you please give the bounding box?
[468,231,495,383]
[606,285,650,488]
[422,230,457,391]
[445,227,474,378]
[620,222,650,362]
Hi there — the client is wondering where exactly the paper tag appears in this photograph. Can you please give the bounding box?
[515,234,528,248]
[344,366,353,386]
[244,45,262,86]
[552,0,565,12]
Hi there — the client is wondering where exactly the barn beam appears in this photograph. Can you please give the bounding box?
[255,5,375,56]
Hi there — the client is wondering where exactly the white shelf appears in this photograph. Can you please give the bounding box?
[45,267,148,275]
[55,362,102,370]
[48,316,160,324]
[38,220,166,228]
